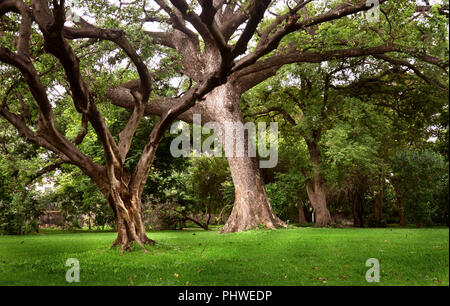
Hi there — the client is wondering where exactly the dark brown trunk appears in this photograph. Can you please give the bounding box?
[349,192,363,228]
[205,212,211,231]
[373,172,384,226]
[398,197,407,227]
[393,184,407,227]
[298,200,307,224]
[205,84,286,233]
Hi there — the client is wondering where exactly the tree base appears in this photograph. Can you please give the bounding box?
[313,215,332,228]
[221,202,287,233]
[221,218,287,233]
[111,234,156,252]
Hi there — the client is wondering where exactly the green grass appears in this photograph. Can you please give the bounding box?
[0,227,448,286]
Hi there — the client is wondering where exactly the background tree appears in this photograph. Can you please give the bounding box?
[0,123,45,234]
[390,148,448,227]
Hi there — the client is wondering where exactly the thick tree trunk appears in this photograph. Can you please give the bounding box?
[204,84,286,233]
[306,180,331,227]
[108,192,155,252]
[222,155,287,232]
[304,141,332,227]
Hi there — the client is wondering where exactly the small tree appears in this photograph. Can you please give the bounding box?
[182,156,230,230]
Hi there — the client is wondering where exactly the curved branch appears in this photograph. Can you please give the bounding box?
[232,0,390,73]
[235,45,397,92]
[374,54,448,92]
[26,161,64,186]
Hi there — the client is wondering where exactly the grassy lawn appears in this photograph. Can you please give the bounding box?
[0,227,448,286]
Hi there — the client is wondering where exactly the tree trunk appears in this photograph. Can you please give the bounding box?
[393,184,407,227]
[349,192,364,228]
[298,200,307,224]
[306,180,331,227]
[397,197,407,227]
[205,212,211,231]
[222,155,287,232]
[303,141,332,227]
[108,191,155,252]
[204,84,286,233]
[373,172,384,226]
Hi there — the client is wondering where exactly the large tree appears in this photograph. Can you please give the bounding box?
[1,0,448,251]
[108,0,448,231]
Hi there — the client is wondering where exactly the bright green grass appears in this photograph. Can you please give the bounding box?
[0,227,448,286]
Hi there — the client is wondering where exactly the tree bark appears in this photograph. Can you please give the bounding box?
[203,84,286,233]
[303,141,332,227]
[223,154,286,232]
[373,172,384,226]
[298,200,308,224]
[108,191,155,252]
[306,180,331,227]
[393,184,407,227]
[349,191,364,228]
[397,195,407,227]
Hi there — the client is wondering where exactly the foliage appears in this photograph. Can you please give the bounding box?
[0,126,46,235]
[391,149,449,226]
[0,191,43,235]
[186,157,230,217]
[43,167,114,230]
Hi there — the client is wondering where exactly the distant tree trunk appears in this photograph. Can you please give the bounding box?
[393,184,407,227]
[303,141,332,227]
[349,191,364,228]
[298,200,308,224]
[397,197,407,227]
[205,84,287,233]
[373,172,384,226]
[205,211,212,231]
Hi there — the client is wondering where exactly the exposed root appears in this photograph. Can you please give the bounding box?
[143,236,156,245]
[221,215,287,233]
[110,235,154,253]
